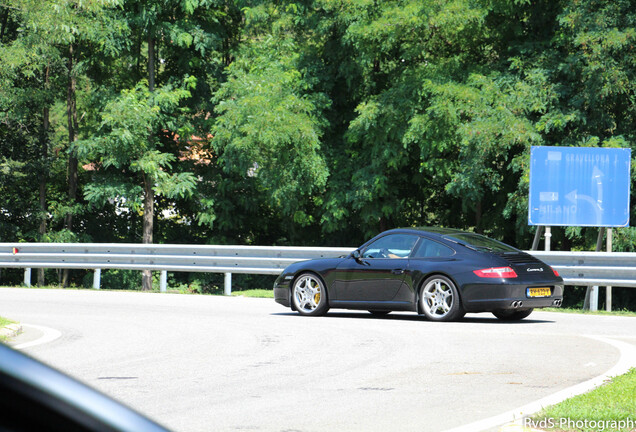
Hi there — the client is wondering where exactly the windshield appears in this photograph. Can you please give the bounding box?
[443,233,519,252]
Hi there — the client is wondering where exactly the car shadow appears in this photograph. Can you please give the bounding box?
[460,316,555,325]
[270,312,555,324]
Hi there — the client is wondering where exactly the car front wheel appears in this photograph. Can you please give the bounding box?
[292,273,329,316]
[492,308,534,321]
[419,275,464,322]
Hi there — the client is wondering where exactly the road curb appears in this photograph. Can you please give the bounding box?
[0,323,23,340]
[443,335,636,432]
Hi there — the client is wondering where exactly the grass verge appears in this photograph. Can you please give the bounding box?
[0,316,17,343]
[0,316,15,328]
[543,307,636,317]
[530,368,636,432]
[231,289,274,298]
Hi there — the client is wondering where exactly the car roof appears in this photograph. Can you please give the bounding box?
[386,227,469,238]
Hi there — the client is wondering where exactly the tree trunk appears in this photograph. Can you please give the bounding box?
[38,65,50,287]
[141,36,156,291]
[142,174,154,291]
[475,200,483,233]
[379,216,387,233]
[148,36,155,91]
[0,8,9,41]
[62,44,79,288]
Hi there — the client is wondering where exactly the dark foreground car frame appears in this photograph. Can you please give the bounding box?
[274,227,564,321]
[0,342,169,432]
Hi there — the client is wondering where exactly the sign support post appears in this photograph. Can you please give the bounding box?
[531,226,544,250]
[585,228,605,311]
[606,228,613,311]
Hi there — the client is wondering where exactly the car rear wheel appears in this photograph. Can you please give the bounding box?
[419,275,464,322]
[492,308,534,321]
[292,273,329,316]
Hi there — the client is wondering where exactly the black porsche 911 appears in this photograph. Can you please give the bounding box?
[274,227,564,321]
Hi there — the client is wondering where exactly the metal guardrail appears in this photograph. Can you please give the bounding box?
[0,243,354,274]
[0,243,354,293]
[530,251,636,288]
[1,243,635,292]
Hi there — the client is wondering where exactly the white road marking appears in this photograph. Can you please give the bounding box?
[441,335,636,432]
[13,324,62,350]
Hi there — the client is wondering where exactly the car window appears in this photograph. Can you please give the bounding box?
[361,234,419,259]
[413,238,455,258]
[443,232,518,252]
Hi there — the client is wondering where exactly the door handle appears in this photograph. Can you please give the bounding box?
[391,269,405,275]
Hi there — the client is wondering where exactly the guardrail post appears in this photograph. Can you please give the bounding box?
[224,272,232,295]
[589,286,598,311]
[23,268,31,287]
[160,271,167,293]
[93,269,101,289]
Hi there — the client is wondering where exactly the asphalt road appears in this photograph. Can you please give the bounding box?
[1,288,635,432]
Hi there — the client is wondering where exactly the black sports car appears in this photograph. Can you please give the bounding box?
[274,227,564,321]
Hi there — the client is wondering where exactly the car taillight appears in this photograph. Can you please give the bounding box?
[552,267,560,277]
[473,267,518,278]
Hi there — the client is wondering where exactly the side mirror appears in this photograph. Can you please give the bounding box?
[351,250,363,262]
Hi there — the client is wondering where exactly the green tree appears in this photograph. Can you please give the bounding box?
[310,0,541,240]
[74,0,239,288]
[77,82,197,287]
[212,37,329,228]
[1,0,124,285]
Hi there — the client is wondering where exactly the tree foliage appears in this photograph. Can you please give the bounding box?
[2,0,636,307]
[77,81,197,210]
[212,36,329,221]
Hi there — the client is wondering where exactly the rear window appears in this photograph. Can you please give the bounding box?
[413,238,455,258]
[443,233,518,252]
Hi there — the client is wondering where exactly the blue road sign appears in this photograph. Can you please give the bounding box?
[528,146,631,227]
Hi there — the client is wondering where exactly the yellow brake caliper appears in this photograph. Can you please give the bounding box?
[313,281,321,304]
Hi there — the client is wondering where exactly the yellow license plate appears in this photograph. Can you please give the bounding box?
[527,287,552,297]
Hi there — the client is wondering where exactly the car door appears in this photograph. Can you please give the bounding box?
[394,236,457,301]
[334,233,419,302]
